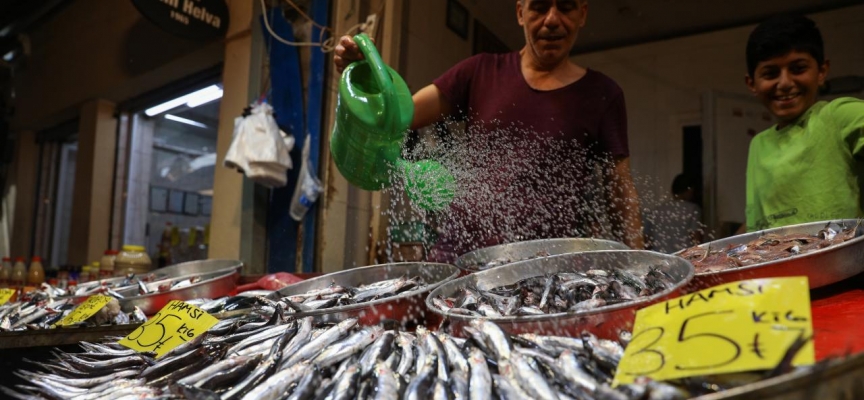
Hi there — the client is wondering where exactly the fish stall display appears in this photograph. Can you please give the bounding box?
[432,267,678,317]
[277,275,430,313]
[678,222,860,274]
[264,263,459,327]
[22,272,223,301]
[0,305,812,400]
[0,292,147,332]
[455,238,629,273]
[428,251,695,339]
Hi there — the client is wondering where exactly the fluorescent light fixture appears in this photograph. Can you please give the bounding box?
[145,85,222,116]
[165,114,208,128]
[187,87,223,108]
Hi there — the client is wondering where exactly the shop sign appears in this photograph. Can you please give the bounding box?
[119,300,219,358]
[54,295,114,327]
[613,277,815,386]
[131,0,229,41]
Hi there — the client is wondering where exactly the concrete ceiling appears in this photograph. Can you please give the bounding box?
[469,0,861,54]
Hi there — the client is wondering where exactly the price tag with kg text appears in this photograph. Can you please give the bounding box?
[613,277,814,386]
[55,295,114,327]
[118,300,219,358]
[0,289,15,305]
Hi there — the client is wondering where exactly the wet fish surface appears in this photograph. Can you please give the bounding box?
[2,296,814,400]
[433,267,677,317]
[679,221,860,273]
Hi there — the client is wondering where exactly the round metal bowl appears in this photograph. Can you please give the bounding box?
[143,259,243,281]
[64,276,141,303]
[678,219,864,291]
[455,237,630,274]
[118,259,243,314]
[428,250,694,340]
[268,262,459,327]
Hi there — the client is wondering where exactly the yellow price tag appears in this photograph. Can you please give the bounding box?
[118,300,219,358]
[0,288,15,305]
[613,277,814,386]
[0,289,15,305]
[55,295,114,327]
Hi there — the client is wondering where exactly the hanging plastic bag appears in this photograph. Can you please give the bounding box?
[290,135,323,221]
[245,102,294,187]
[224,115,250,172]
[223,102,295,188]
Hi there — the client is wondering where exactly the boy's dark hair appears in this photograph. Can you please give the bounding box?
[672,174,696,195]
[746,14,824,77]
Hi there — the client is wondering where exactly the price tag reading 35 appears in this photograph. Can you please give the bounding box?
[613,277,814,386]
[119,300,219,358]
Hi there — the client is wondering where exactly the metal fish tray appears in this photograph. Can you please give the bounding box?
[692,351,864,400]
[455,238,630,274]
[428,250,694,340]
[118,259,243,315]
[63,276,141,304]
[0,324,142,350]
[679,219,864,291]
[142,259,243,281]
[268,262,459,327]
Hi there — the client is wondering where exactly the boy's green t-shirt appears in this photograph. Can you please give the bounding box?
[746,97,864,231]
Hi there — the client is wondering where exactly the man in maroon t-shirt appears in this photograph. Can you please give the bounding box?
[336,0,644,260]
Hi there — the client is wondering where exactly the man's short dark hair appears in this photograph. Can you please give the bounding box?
[672,174,696,195]
[746,14,824,77]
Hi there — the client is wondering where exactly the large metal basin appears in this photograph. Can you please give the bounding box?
[118,260,242,314]
[679,220,864,290]
[692,351,864,400]
[429,250,694,340]
[269,262,459,327]
[64,276,140,304]
[143,259,243,281]
[455,237,630,274]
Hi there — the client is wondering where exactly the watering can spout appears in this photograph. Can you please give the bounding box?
[330,34,455,210]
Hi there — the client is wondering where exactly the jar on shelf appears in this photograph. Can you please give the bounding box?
[114,245,152,276]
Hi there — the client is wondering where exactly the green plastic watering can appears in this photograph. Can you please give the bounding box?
[331,34,455,211]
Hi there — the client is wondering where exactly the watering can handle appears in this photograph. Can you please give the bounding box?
[353,33,399,132]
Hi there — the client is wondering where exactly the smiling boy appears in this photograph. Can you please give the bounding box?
[744,15,864,231]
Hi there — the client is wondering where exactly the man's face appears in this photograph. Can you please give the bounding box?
[517,0,587,65]
[746,50,829,127]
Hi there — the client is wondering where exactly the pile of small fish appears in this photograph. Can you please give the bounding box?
[465,250,552,272]
[3,302,812,400]
[273,276,429,314]
[30,276,141,300]
[0,292,147,331]
[433,268,678,317]
[679,223,860,273]
[32,272,210,301]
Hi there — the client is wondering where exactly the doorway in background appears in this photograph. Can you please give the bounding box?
[124,84,222,267]
[682,125,703,210]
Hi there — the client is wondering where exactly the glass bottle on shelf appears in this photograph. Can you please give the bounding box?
[10,257,27,288]
[27,256,45,286]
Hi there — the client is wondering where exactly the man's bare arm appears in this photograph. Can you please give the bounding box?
[411,84,452,130]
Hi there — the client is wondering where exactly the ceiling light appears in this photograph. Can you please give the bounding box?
[187,87,223,108]
[165,114,208,128]
[145,85,221,116]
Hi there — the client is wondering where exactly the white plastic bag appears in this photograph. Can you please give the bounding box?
[223,102,295,188]
[223,115,249,172]
[289,135,323,221]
